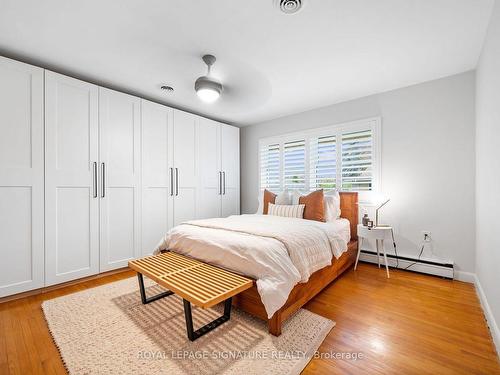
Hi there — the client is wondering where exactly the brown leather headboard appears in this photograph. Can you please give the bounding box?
[339,192,358,240]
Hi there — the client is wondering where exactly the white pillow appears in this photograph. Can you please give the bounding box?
[290,189,341,221]
[268,203,305,218]
[290,190,302,205]
[256,189,291,214]
[276,189,291,205]
[324,190,341,221]
[257,194,264,214]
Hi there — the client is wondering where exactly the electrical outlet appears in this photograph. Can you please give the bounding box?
[422,231,431,242]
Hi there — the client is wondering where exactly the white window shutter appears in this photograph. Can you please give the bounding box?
[309,135,337,190]
[259,143,281,191]
[258,118,379,194]
[341,129,373,191]
[283,139,306,190]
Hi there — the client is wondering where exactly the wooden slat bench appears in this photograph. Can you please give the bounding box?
[128,251,253,341]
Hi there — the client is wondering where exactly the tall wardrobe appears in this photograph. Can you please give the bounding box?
[0,56,240,297]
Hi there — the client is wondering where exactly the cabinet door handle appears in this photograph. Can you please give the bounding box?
[175,168,179,196]
[93,162,98,198]
[101,162,105,198]
[223,171,226,195]
[218,171,222,195]
[169,168,174,196]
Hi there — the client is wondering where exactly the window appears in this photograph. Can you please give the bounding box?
[310,135,337,190]
[258,118,380,194]
[259,143,281,191]
[341,130,373,191]
[283,140,306,190]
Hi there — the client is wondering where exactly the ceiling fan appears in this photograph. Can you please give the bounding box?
[195,54,223,103]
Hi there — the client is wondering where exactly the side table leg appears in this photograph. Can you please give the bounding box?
[354,237,363,270]
[376,239,381,268]
[381,239,390,278]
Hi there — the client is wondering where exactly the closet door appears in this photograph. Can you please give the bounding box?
[221,124,240,217]
[45,71,100,285]
[197,118,221,219]
[172,110,198,225]
[0,57,44,296]
[99,88,141,271]
[141,100,173,256]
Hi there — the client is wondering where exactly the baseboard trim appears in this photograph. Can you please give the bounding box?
[454,270,476,283]
[359,251,454,279]
[0,267,131,304]
[474,274,500,358]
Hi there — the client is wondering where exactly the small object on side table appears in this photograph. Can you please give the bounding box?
[355,224,392,278]
[362,213,369,226]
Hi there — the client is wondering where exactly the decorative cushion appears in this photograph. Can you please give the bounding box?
[258,189,291,214]
[267,203,305,218]
[291,189,340,221]
[298,189,325,222]
[263,189,277,215]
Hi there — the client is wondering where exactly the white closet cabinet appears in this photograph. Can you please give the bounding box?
[45,71,100,285]
[141,104,201,254]
[141,100,173,256]
[0,57,45,297]
[0,55,240,296]
[197,119,240,218]
[221,124,240,217]
[140,106,240,255]
[45,78,140,280]
[172,110,199,226]
[99,88,141,271]
[198,118,222,219]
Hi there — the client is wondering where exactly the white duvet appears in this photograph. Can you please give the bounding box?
[155,214,350,318]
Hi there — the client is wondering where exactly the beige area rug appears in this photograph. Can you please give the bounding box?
[42,277,335,375]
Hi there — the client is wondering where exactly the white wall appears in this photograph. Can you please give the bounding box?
[476,0,500,352]
[241,72,476,273]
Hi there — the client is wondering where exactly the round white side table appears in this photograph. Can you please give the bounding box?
[355,224,392,278]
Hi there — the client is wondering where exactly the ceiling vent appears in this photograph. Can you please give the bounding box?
[275,0,303,14]
[160,85,174,92]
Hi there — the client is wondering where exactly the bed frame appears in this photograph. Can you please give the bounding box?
[232,192,359,336]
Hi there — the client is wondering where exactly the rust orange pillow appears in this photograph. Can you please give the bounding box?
[263,189,277,215]
[299,189,325,222]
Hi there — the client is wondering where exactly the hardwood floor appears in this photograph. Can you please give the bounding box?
[0,270,136,375]
[304,264,500,375]
[0,263,499,374]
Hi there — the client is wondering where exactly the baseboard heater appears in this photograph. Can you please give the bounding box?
[359,250,454,279]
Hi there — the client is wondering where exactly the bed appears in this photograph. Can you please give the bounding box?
[155,192,358,336]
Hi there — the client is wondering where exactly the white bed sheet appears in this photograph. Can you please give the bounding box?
[155,215,350,318]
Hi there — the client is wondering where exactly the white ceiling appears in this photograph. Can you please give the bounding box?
[0,0,493,126]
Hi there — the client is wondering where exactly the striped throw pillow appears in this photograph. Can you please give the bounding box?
[267,203,305,218]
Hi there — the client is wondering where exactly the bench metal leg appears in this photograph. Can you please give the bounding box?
[137,273,173,304]
[183,298,232,341]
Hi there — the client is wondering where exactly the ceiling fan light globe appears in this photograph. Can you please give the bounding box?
[195,75,222,102]
[196,87,220,102]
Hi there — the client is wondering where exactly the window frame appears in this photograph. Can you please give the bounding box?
[258,117,381,198]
